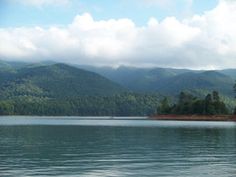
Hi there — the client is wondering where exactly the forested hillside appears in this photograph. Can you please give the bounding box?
[81,65,235,96]
[0,60,235,116]
[0,63,126,99]
[0,62,161,115]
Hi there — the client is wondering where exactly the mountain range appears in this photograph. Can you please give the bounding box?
[0,60,236,98]
[0,60,235,115]
[78,65,236,97]
[0,62,125,99]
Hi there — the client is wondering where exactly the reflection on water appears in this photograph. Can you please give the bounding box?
[0,117,236,176]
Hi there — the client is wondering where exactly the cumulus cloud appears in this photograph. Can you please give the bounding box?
[1,0,236,69]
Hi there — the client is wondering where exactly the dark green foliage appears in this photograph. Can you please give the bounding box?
[0,94,160,116]
[82,66,235,97]
[0,62,162,116]
[0,101,14,115]
[213,90,220,102]
[163,91,228,115]
[82,66,236,111]
[0,63,126,99]
[205,94,214,115]
[0,60,233,116]
[171,92,196,114]
[157,97,171,114]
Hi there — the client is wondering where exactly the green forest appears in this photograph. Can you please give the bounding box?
[0,90,235,116]
[0,61,236,116]
[158,91,229,115]
[0,93,161,116]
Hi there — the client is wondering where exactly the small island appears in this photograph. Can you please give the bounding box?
[151,91,236,122]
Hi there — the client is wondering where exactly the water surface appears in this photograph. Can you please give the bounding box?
[0,116,236,177]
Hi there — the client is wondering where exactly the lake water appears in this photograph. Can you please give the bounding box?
[0,116,236,177]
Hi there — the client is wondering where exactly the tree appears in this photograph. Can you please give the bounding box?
[211,91,228,114]
[205,94,215,115]
[212,91,220,102]
[203,91,228,115]
[192,100,205,114]
[157,97,171,114]
[176,92,195,114]
[171,91,228,115]
[0,101,14,115]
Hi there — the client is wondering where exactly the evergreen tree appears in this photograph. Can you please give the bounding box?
[157,97,171,114]
[212,91,220,102]
[205,94,215,115]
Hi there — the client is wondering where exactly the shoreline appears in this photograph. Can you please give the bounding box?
[1,115,236,122]
[150,115,236,122]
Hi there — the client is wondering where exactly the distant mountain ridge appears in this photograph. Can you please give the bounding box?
[0,63,126,99]
[0,60,235,115]
[78,65,235,97]
[0,60,235,98]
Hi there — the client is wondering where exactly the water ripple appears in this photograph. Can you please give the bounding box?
[0,118,236,176]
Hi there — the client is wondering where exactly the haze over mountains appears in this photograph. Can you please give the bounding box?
[0,60,235,115]
[0,60,235,99]
[79,64,236,97]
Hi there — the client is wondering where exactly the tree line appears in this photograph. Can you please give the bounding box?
[0,84,236,116]
[0,93,160,116]
[158,91,229,115]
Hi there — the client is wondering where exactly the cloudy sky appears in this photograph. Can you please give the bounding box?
[0,0,236,69]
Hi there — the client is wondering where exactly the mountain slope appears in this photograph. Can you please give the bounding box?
[0,63,126,99]
[155,71,234,96]
[220,69,236,79]
[78,65,235,97]
[0,61,235,98]
[78,65,191,91]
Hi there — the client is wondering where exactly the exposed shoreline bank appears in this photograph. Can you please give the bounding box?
[150,115,236,122]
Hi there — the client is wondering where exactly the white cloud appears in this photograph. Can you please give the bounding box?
[1,0,236,69]
[11,0,70,7]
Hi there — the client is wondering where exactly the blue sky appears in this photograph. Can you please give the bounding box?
[1,0,218,27]
[1,0,236,69]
